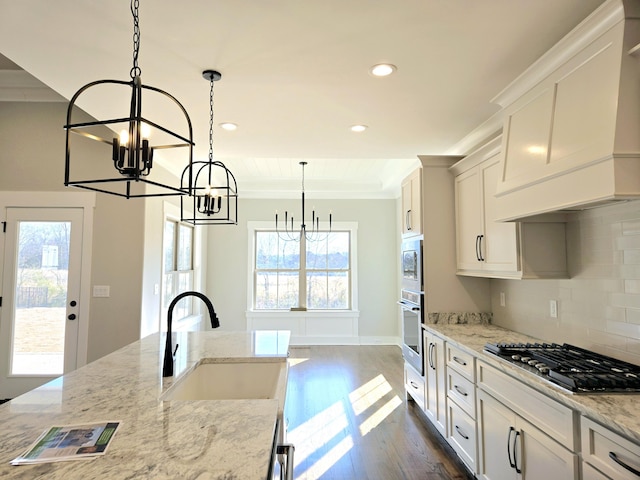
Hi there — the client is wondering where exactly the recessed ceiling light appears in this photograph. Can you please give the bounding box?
[220,122,237,131]
[351,125,368,132]
[370,63,397,77]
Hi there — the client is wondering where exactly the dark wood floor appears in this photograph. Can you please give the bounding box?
[284,345,473,480]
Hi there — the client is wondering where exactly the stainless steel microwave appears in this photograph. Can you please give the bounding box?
[401,237,423,293]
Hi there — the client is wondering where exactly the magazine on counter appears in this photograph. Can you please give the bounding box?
[10,421,120,465]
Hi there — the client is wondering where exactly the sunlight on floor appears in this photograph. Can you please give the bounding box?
[348,374,393,415]
[358,395,403,436]
[288,371,402,479]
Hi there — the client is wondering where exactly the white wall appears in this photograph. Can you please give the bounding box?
[0,101,170,362]
[206,197,399,340]
[492,200,640,365]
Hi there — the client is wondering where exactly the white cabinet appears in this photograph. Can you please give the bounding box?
[581,416,640,479]
[404,361,425,409]
[401,168,422,237]
[451,136,568,279]
[424,330,446,437]
[477,389,578,480]
[445,342,478,474]
[491,1,640,221]
[476,360,578,479]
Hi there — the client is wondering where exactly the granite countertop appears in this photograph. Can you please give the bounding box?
[0,330,290,480]
[424,323,640,446]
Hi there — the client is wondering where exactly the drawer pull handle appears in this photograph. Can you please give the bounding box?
[609,452,640,476]
[409,381,419,390]
[454,385,468,396]
[453,356,467,366]
[455,425,469,440]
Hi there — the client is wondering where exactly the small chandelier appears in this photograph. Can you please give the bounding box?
[180,70,238,225]
[63,0,193,198]
[275,161,332,241]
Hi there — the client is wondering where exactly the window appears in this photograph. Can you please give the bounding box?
[254,230,351,310]
[163,219,194,320]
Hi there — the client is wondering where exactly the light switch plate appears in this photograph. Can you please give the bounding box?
[93,285,110,297]
[549,299,558,318]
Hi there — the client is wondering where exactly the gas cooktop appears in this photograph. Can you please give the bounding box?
[484,342,640,394]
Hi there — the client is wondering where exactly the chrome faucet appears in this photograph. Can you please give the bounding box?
[163,291,220,377]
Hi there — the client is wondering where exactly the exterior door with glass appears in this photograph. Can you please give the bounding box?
[0,207,84,399]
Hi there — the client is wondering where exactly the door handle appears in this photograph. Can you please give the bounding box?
[406,210,412,231]
[428,343,435,370]
[514,430,522,474]
[478,234,485,261]
[507,426,516,468]
[68,314,77,321]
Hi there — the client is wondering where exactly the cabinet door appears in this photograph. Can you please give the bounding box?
[401,169,422,236]
[455,167,483,271]
[480,157,519,273]
[410,171,422,235]
[518,416,578,479]
[477,390,517,480]
[424,332,446,436]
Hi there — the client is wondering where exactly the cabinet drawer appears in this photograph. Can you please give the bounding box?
[404,362,425,409]
[477,360,576,451]
[447,367,476,418]
[581,416,640,480]
[446,343,475,381]
[582,461,609,480]
[448,398,477,474]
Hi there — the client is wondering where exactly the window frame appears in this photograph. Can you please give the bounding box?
[162,217,195,323]
[249,221,358,312]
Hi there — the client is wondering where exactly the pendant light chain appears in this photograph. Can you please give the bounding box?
[209,77,214,161]
[130,0,142,79]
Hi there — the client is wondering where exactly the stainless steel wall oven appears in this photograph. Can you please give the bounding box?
[399,289,424,375]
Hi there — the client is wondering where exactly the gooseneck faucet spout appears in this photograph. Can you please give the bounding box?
[163,291,219,377]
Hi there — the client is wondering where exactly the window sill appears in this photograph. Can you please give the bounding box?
[246,310,359,317]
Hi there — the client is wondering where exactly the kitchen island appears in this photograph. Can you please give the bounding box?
[0,330,290,480]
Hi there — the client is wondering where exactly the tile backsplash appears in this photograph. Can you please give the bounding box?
[492,200,640,366]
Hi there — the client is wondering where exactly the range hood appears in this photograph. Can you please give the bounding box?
[491,0,640,222]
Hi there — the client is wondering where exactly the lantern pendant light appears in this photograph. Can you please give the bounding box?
[180,70,238,225]
[63,0,194,198]
[275,161,332,242]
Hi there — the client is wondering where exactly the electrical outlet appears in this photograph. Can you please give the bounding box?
[500,292,506,307]
[549,300,558,318]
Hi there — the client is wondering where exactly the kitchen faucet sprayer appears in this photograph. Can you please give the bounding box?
[163,291,219,377]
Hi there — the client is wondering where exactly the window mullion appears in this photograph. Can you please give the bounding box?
[299,234,307,309]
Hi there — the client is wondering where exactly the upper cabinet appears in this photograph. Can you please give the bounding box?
[492,0,640,221]
[401,168,422,237]
[451,137,568,279]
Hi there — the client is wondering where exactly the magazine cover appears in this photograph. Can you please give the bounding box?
[10,421,120,465]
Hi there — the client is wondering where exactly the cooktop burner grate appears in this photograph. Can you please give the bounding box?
[484,342,640,394]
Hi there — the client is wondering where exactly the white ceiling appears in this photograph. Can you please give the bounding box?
[0,0,606,198]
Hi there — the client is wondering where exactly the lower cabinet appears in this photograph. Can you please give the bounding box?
[581,416,640,479]
[404,361,425,408]
[424,330,447,437]
[477,388,578,479]
[448,398,477,473]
